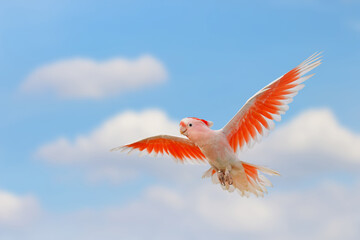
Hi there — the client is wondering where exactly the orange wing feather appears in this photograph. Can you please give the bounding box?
[111,135,206,164]
[222,52,322,153]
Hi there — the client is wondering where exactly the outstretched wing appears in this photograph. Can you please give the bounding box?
[111,135,206,164]
[221,52,322,153]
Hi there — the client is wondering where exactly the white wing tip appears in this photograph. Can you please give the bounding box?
[110,146,126,152]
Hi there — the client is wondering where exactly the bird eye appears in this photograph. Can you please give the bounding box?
[189,123,192,127]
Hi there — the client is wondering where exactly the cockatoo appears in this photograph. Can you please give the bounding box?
[111,53,322,197]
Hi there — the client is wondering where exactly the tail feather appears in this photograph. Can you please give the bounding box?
[236,161,279,197]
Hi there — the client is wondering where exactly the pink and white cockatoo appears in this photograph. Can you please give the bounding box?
[111,53,322,197]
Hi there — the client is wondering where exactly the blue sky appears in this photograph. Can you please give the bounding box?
[1,1,360,239]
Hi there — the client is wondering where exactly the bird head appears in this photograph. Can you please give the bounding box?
[179,117,213,136]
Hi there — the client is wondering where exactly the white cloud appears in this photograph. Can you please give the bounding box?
[145,186,185,210]
[10,106,360,238]
[193,181,360,240]
[37,109,180,164]
[279,109,360,161]
[0,190,40,227]
[36,108,360,185]
[194,185,279,232]
[5,181,359,240]
[241,108,360,177]
[20,55,168,99]
[36,109,203,184]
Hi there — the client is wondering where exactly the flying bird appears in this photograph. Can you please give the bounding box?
[111,53,322,197]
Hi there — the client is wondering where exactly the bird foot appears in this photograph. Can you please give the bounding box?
[217,170,225,186]
[217,169,233,186]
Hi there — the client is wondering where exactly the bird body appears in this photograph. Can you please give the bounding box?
[112,53,322,197]
[179,117,279,196]
[182,122,236,170]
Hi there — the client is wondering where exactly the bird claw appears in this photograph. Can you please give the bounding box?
[217,170,226,186]
[225,168,233,185]
[217,169,233,186]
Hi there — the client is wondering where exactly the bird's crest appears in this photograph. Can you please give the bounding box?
[189,117,213,127]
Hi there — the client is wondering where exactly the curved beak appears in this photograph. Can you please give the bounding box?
[180,126,187,135]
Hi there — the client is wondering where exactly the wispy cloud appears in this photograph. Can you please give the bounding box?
[10,108,360,239]
[3,181,359,240]
[36,109,194,184]
[35,108,360,185]
[0,190,40,227]
[242,108,360,178]
[20,55,168,99]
